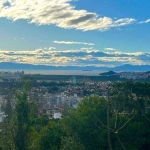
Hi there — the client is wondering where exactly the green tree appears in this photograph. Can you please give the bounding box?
[63,96,108,150]
[0,82,38,150]
[38,120,64,150]
[60,136,85,150]
[14,92,30,150]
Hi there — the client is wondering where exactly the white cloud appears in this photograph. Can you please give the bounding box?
[139,19,150,24]
[81,47,94,50]
[105,47,116,51]
[0,48,150,67]
[52,41,95,45]
[0,0,136,31]
[49,47,56,50]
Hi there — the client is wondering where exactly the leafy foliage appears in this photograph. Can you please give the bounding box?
[1,81,150,150]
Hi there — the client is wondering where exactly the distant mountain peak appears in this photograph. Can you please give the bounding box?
[0,62,149,71]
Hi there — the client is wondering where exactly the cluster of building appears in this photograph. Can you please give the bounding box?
[30,81,110,119]
[0,71,24,82]
[0,102,4,123]
[119,71,150,80]
[0,80,110,121]
[31,87,82,119]
[1,70,149,121]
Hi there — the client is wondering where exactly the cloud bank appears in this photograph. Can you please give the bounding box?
[0,0,136,31]
[0,48,150,67]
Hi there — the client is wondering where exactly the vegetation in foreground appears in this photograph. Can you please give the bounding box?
[0,81,150,150]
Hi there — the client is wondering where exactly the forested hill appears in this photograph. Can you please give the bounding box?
[99,71,119,76]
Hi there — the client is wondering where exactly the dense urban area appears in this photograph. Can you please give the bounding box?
[0,70,150,150]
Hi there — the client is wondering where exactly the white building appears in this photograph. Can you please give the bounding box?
[53,112,62,119]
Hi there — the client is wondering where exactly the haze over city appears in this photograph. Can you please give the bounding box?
[0,0,150,67]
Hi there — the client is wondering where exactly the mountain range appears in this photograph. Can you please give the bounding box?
[0,62,149,71]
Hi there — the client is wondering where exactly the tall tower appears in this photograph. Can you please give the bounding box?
[73,76,76,85]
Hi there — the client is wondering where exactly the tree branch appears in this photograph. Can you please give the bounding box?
[94,115,114,132]
[116,112,136,133]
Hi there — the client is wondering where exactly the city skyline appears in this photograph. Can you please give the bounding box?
[0,0,150,67]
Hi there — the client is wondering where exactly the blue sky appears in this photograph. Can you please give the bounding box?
[0,0,150,67]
